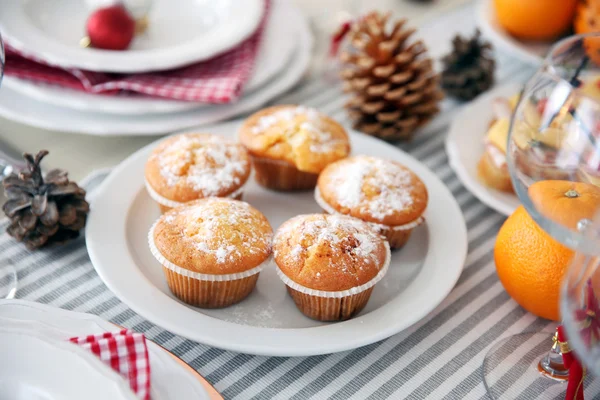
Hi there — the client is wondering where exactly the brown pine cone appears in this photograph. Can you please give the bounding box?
[339,11,443,141]
[441,29,495,101]
[2,151,90,250]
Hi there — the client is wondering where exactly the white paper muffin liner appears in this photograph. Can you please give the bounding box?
[314,187,425,232]
[144,179,246,209]
[274,240,391,298]
[147,219,268,282]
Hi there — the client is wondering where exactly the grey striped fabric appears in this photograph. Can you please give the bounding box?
[3,5,600,399]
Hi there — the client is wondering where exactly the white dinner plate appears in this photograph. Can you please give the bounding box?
[0,300,222,400]
[0,10,311,136]
[446,83,521,216]
[0,328,137,400]
[477,0,549,66]
[2,0,297,115]
[86,121,468,357]
[0,0,264,73]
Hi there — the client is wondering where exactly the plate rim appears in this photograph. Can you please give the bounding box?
[445,82,521,217]
[477,0,546,67]
[86,122,468,357]
[0,0,264,73]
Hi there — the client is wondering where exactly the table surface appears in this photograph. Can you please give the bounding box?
[4,1,598,399]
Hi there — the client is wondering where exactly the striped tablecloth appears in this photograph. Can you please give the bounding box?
[2,4,599,399]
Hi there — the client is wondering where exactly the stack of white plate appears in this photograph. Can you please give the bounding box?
[0,300,223,399]
[0,0,312,136]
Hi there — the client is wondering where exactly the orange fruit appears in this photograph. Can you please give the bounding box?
[528,180,600,230]
[574,0,600,65]
[495,181,600,321]
[495,205,574,321]
[493,0,577,41]
[574,0,600,34]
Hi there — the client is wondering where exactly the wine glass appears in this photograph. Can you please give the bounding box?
[562,228,600,379]
[483,33,600,398]
[0,31,17,300]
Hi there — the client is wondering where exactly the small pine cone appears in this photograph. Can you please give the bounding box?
[2,151,90,250]
[441,29,495,101]
[339,12,443,141]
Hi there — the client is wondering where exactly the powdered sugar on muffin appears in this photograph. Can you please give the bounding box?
[273,214,387,291]
[317,156,428,226]
[332,157,414,218]
[251,106,319,134]
[250,105,346,156]
[239,105,350,174]
[153,198,272,274]
[145,134,251,207]
[156,134,249,195]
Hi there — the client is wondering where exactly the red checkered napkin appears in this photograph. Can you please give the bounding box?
[4,0,270,104]
[69,329,151,400]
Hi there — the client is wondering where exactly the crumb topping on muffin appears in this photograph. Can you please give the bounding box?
[273,214,387,291]
[145,133,251,202]
[317,156,428,226]
[239,105,350,173]
[153,198,272,274]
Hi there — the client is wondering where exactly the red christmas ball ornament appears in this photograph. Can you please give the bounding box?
[86,5,135,51]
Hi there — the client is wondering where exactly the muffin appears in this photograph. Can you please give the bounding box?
[145,133,251,212]
[315,156,428,249]
[148,198,272,308]
[478,118,514,193]
[239,105,350,191]
[273,214,390,321]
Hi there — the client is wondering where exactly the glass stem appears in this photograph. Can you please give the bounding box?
[538,331,569,381]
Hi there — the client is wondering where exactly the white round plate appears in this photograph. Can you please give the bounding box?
[86,121,468,357]
[0,11,311,136]
[0,0,264,73]
[2,0,297,115]
[0,328,137,400]
[445,82,521,216]
[477,0,549,66]
[0,300,222,400]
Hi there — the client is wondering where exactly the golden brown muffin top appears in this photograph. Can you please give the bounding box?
[153,198,272,274]
[273,214,388,291]
[238,105,350,174]
[317,156,428,226]
[145,133,251,203]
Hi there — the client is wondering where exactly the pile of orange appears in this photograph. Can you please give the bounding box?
[494,181,600,321]
[493,0,599,41]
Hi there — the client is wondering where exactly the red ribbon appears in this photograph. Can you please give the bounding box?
[557,325,585,400]
[329,20,353,58]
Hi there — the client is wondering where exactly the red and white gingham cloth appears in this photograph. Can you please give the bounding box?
[4,0,270,104]
[69,329,151,400]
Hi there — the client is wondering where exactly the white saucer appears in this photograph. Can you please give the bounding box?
[477,0,549,66]
[86,121,468,357]
[3,0,297,115]
[0,327,137,400]
[445,82,521,216]
[0,0,264,73]
[0,300,222,400]
[0,9,312,136]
